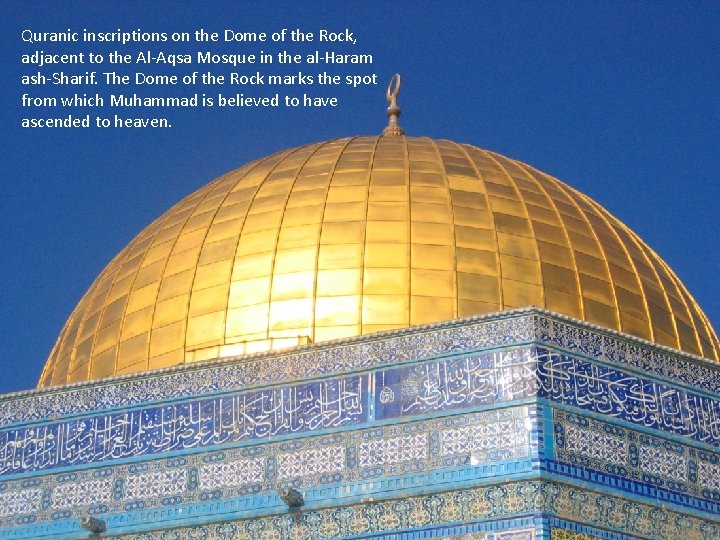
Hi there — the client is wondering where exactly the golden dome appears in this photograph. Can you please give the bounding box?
[39,135,720,387]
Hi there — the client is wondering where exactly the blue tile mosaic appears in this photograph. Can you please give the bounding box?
[0,403,536,532]
[550,410,720,513]
[533,314,720,395]
[4,480,716,540]
[375,348,536,420]
[1,310,719,539]
[2,343,719,477]
[0,375,367,475]
[536,348,720,446]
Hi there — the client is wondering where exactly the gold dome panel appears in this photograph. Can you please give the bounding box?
[39,136,720,387]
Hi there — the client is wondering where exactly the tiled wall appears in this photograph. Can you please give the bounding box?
[1,311,718,538]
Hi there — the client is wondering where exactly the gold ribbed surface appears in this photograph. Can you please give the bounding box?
[39,136,720,386]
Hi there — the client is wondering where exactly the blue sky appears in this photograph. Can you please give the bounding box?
[2,1,719,394]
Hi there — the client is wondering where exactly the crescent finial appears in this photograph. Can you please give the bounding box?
[382,73,405,136]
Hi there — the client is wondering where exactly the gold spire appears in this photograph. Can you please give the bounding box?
[382,74,405,136]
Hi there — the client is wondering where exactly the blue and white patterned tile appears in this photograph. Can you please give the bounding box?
[638,444,687,482]
[0,375,368,476]
[442,417,530,462]
[358,433,428,468]
[0,407,535,528]
[534,313,720,394]
[374,349,536,420]
[493,530,535,540]
[553,410,720,505]
[537,348,720,445]
[125,470,187,500]
[51,478,113,509]
[0,343,715,481]
[0,488,42,518]
[93,481,717,540]
[698,457,720,492]
[277,446,345,479]
[198,458,265,490]
[564,423,626,466]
